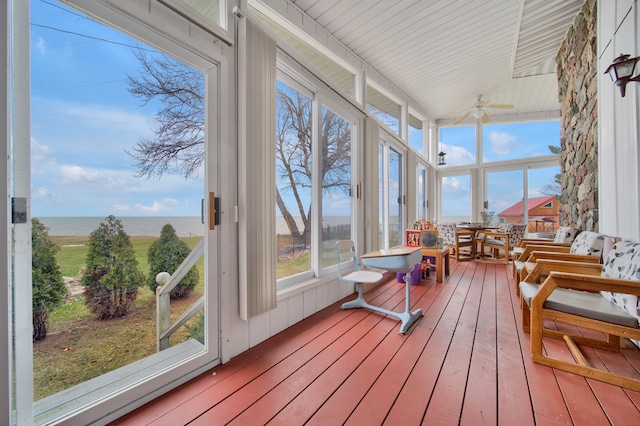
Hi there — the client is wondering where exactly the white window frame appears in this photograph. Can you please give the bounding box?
[9,1,232,423]
[275,53,364,291]
[379,130,407,249]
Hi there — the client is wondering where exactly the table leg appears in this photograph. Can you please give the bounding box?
[444,252,450,276]
[436,252,443,283]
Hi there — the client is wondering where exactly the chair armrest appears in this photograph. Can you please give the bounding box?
[521,259,602,284]
[517,239,571,248]
[516,238,557,248]
[516,244,570,262]
[532,272,640,308]
[528,251,601,264]
[480,231,507,243]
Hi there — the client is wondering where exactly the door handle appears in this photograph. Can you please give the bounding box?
[209,192,220,230]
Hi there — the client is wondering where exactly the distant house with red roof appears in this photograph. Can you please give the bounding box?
[497,195,559,232]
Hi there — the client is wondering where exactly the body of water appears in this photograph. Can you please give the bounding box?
[38,217,205,237]
[37,216,353,237]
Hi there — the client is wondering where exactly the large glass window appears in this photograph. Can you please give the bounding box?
[528,166,561,235]
[275,74,357,285]
[163,0,227,32]
[367,84,401,136]
[408,112,423,155]
[438,126,476,167]
[486,170,524,225]
[440,174,471,223]
[251,6,355,97]
[320,106,352,269]
[275,79,313,280]
[379,139,405,248]
[482,120,560,162]
[388,147,403,246]
[417,163,428,220]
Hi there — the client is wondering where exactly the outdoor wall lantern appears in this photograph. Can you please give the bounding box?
[605,53,640,97]
[438,150,446,166]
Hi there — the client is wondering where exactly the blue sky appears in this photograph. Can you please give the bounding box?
[30,0,204,217]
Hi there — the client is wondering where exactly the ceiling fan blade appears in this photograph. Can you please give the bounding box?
[481,112,490,123]
[453,110,470,125]
[487,104,514,109]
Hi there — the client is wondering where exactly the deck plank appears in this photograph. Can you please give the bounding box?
[421,259,482,424]
[110,259,640,426]
[496,262,535,425]
[461,261,499,426]
[382,261,470,424]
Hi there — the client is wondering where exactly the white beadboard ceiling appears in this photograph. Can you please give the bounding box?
[283,0,585,123]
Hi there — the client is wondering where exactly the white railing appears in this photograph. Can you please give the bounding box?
[155,238,205,351]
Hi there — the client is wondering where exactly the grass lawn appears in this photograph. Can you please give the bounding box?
[34,235,204,401]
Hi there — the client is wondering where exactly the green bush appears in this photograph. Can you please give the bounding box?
[82,215,144,319]
[186,313,204,344]
[147,224,199,299]
[32,218,66,341]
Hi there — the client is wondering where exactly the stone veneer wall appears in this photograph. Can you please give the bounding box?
[556,0,598,231]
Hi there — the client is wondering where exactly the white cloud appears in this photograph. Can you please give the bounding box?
[59,164,127,189]
[32,186,55,198]
[31,138,53,161]
[112,204,130,211]
[135,198,179,213]
[488,131,517,155]
[442,176,467,193]
[440,143,474,166]
[323,193,350,211]
[35,37,47,55]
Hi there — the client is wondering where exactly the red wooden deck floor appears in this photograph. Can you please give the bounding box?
[112,260,640,425]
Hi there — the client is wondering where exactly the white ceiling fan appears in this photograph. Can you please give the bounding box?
[453,96,514,125]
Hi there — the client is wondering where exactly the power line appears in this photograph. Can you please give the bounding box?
[31,23,156,53]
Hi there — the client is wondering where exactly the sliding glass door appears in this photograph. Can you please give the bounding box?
[11,1,222,423]
[379,136,406,249]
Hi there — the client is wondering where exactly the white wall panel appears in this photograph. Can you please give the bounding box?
[303,288,318,318]
[270,300,289,336]
[315,284,328,312]
[599,0,640,241]
[287,292,304,325]
[249,310,272,347]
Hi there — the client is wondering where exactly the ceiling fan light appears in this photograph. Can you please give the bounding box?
[473,108,484,119]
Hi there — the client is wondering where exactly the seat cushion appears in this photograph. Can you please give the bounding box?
[514,260,525,274]
[600,240,640,319]
[483,238,505,247]
[554,226,579,243]
[519,282,639,328]
[569,231,605,256]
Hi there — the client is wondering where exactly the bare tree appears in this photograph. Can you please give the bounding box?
[540,145,562,195]
[127,51,351,243]
[275,84,351,244]
[540,174,562,196]
[126,49,205,179]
